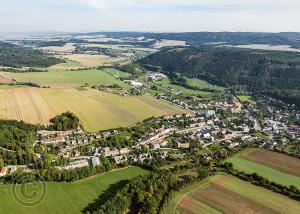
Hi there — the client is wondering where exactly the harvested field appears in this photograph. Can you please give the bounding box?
[39,43,76,53]
[61,54,125,67]
[237,148,300,177]
[154,39,187,49]
[0,88,187,132]
[174,175,300,214]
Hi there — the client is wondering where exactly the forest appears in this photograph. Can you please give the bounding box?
[139,46,300,106]
[0,41,64,67]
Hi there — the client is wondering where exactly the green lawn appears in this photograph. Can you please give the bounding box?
[237,95,256,104]
[0,84,27,89]
[226,157,300,189]
[5,69,130,89]
[0,167,148,214]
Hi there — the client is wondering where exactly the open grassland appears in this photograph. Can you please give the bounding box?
[4,69,130,89]
[169,175,300,214]
[237,95,256,104]
[0,167,148,214]
[226,149,300,189]
[0,88,187,132]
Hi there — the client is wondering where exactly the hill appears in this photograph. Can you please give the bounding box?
[138,46,300,106]
[0,42,64,67]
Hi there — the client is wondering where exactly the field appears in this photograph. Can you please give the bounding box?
[0,87,187,132]
[156,79,216,97]
[237,95,256,104]
[185,77,225,91]
[153,39,187,49]
[60,54,125,67]
[39,43,76,53]
[236,44,300,52]
[3,69,131,89]
[0,167,148,214]
[169,175,300,214]
[226,149,300,189]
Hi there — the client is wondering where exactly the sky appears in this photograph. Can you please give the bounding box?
[0,0,299,33]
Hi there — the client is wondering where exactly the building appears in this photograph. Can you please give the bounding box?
[57,159,89,170]
[0,168,8,177]
[119,148,130,155]
[149,143,160,150]
[91,157,101,167]
[128,80,143,87]
[176,142,190,149]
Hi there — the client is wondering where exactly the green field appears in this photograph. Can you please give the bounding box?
[0,167,148,214]
[166,174,300,214]
[156,79,216,97]
[237,95,256,104]
[227,157,300,189]
[185,77,225,91]
[4,69,131,89]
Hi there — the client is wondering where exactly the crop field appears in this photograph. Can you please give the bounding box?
[61,54,125,67]
[171,175,300,214]
[0,167,148,214]
[39,43,76,52]
[0,87,187,132]
[4,69,130,89]
[226,149,300,189]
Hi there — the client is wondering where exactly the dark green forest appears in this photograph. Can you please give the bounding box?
[0,42,64,67]
[139,47,300,106]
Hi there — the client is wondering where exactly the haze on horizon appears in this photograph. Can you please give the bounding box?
[0,0,299,33]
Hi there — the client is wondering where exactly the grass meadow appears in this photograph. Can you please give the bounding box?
[0,167,148,214]
[4,69,130,89]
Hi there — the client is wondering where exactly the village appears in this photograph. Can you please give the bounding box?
[0,73,299,178]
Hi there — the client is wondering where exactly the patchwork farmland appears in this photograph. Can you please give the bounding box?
[0,87,187,132]
[172,175,300,214]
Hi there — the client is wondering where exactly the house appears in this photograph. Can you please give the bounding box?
[91,157,101,167]
[149,143,160,150]
[128,80,143,87]
[0,168,8,177]
[113,156,127,164]
[103,149,119,157]
[176,142,190,149]
[119,148,130,155]
[206,110,216,118]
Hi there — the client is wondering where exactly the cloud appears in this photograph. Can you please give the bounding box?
[80,0,300,11]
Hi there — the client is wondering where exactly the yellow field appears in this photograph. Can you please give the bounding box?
[58,54,125,67]
[39,43,76,53]
[0,88,186,132]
